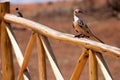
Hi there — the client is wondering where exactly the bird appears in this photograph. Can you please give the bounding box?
[72,8,104,43]
[15,8,26,30]
[16,7,23,17]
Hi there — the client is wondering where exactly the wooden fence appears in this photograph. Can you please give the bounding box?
[0,1,120,80]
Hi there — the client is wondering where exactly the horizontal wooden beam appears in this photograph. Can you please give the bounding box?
[4,14,120,58]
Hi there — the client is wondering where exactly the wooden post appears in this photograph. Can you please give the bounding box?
[17,32,36,80]
[37,34,47,80]
[40,36,64,80]
[89,50,98,80]
[0,1,14,80]
[70,49,89,80]
[95,52,113,80]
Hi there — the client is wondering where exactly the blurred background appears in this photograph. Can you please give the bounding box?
[1,0,120,80]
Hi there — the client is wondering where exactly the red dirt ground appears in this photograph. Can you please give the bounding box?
[0,1,120,80]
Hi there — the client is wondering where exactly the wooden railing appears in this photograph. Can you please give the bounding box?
[0,1,120,80]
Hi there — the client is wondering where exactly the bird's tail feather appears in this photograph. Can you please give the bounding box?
[91,34,104,43]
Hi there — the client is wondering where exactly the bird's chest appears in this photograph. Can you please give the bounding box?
[73,21,85,34]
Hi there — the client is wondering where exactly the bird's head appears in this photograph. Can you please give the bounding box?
[16,7,19,11]
[74,8,83,16]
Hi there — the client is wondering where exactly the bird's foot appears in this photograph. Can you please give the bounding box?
[75,34,85,38]
[85,35,90,38]
[75,34,90,38]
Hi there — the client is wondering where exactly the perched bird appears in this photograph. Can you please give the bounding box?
[73,8,104,43]
[15,8,26,30]
[16,8,23,17]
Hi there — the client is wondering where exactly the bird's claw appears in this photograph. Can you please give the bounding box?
[74,34,84,38]
[74,34,89,38]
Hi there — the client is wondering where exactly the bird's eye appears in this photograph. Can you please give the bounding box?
[75,11,77,13]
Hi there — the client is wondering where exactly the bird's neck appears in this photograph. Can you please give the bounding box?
[16,10,19,13]
[74,14,79,22]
